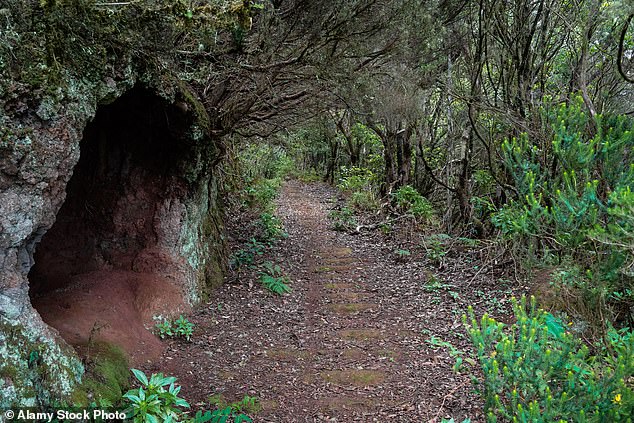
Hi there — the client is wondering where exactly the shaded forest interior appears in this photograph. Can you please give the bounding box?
[1,0,634,420]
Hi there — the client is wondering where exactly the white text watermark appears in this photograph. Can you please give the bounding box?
[4,409,126,422]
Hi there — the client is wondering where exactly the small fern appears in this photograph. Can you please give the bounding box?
[260,274,292,294]
[259,262,292,294]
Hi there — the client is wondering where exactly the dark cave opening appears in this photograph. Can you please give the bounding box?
[29,88,190,296]
[28,88,194,360]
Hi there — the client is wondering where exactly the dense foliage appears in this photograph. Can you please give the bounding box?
[466,297,634,422]
[493,99,634,326]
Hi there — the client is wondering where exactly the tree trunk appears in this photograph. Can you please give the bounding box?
[381,130,398,195]
[324,138,339,184]
[396,126,413,187]
[336,111,360,166]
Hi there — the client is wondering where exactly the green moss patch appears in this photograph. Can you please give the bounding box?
[338,329,383,341]
[320,369,385,387]
[328,303,376,314]
[265,348,309,361]
[70,342,130,407]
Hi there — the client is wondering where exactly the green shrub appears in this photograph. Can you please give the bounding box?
[394,248,411,262]
[297,170,322,183]
[173,316,194,341]
[191,407,253,423]
[208,394,260,421]
[493,99,634,322]
[328,206,357,231]
[392,185,434,222]
[336,165,382,213]
[123,369,190,423]
[230,238,265,270]
[465,296,634,422]
[123,370,254,423]
[154,316,194,341]
[257,212,287,242]
[155,319,174,339]
[590,186,634,279]
[238,143,293,181]
[422,234,449,266]
[243,177,282,212]
[348,190,380,212]
[337,166,377,192]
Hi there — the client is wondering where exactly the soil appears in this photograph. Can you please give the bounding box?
[33,270,188,364]
[145,181,527,422]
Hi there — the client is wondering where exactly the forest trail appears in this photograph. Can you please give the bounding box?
[149,181,519,422]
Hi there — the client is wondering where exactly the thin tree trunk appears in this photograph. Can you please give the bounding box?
[382,131,398,196]
[324,138,338,184]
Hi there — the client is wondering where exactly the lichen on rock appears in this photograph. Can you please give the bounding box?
[0,316,83,408]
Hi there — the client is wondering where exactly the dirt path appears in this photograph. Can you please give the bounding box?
[149,181,521,422]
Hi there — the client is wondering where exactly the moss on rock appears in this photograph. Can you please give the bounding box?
[69,342,130,407]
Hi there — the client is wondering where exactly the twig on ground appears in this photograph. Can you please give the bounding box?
[432,380,471,422]
[354,213,416,233]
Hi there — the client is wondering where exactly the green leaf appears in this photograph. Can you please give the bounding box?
[131,368,149,386]
[161,376,178,386]
[123,393,141,403]
[194,411,214,423]
[175,397,190,408]
[545,313,564,338]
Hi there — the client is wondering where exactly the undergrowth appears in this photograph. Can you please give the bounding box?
[227,141,292,298]
[154,316,195,341]
[464,296,634,422]
[259,261,292,295]
[123,370,256,423]
[493,99,634,329]
[329,206,358,231]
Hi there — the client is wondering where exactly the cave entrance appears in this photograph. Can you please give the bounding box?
[29,88,191,363]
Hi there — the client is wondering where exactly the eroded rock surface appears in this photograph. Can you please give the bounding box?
[0,39,224,411]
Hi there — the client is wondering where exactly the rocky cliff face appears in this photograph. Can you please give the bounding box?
[0,4,228,407]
